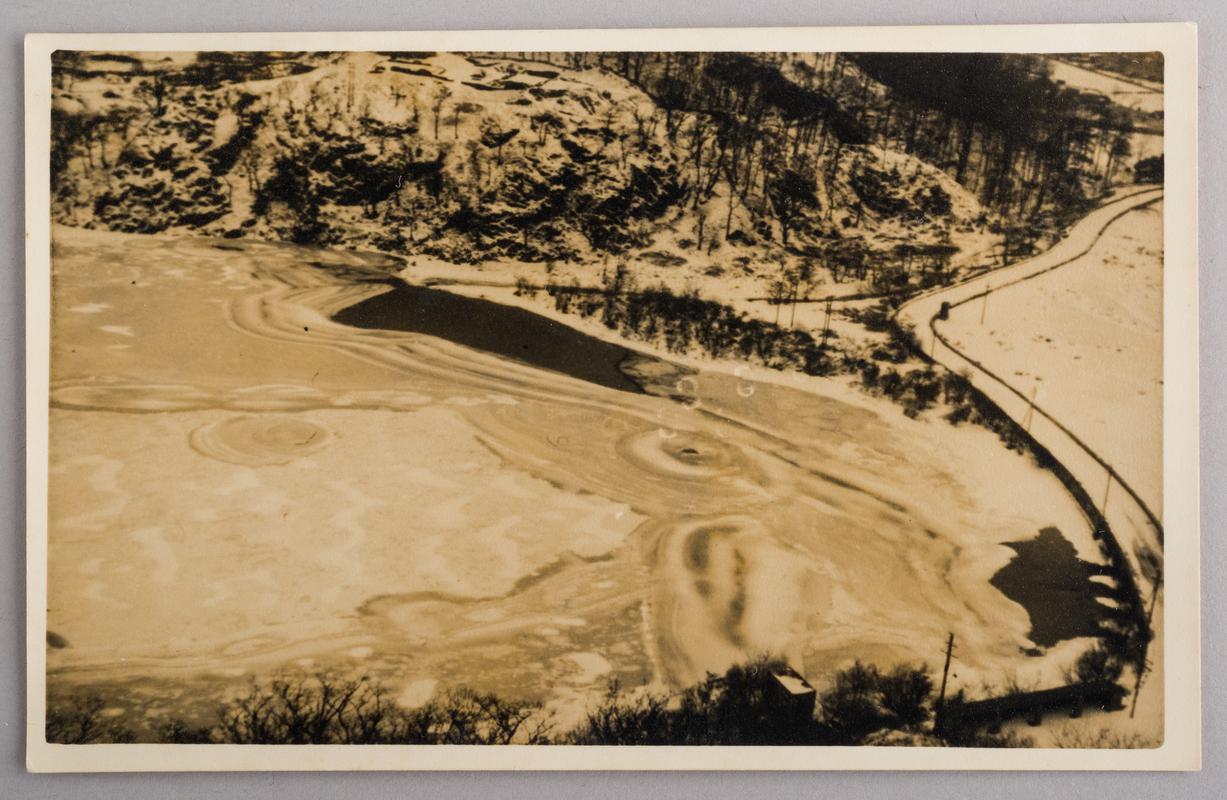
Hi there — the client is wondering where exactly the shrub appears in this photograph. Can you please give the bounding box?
[209,674,548,745]
[568,656,829,746]
[674,656,817,745]
[565,680,674,745]
[547,278,836,376]
[157,719,215,743]
[917,184,953,217]
[46,693,136,744]
[514,276,537,297]
[877,664,933,725]
[818,661,887,742]
[1071,645,1124,685]
[49,656,1102,747]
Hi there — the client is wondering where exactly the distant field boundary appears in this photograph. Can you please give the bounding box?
[1051,56,1165,96]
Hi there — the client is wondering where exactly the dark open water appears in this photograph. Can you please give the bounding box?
[332,280,648,395]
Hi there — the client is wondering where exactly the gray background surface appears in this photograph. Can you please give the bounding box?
[2,1,1221,796]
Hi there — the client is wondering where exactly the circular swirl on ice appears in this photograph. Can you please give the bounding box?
[189,415,332,466]
[616,428,744,481]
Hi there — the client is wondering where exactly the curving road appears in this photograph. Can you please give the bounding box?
[897,185,1164,598]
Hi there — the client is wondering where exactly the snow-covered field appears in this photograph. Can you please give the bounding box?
[941,201,1163,516]
[901,188,1164,607]
[47,225,1109,728]
[1048,58,1164,115]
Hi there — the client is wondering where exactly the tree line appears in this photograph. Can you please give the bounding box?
[48,640,1137,747]
[534,264,837,376]
[845,53,1139,219]
[582,51,1142,244]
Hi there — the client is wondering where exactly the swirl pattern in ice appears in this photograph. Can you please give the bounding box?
[189,415,332,466]
[46,227,1110,708]
[617,429,745,482]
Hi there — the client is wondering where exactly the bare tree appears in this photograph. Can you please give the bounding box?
[135,73,170,117]
[479,116,518,165]
[430,85,452,141]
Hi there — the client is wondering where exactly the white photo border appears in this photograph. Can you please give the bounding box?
[24,23,1200,772]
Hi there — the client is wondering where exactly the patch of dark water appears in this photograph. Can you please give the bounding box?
[332,279,656,394]
[990,526,1110,648]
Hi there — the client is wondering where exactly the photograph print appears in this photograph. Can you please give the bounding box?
[27,29,1194,769]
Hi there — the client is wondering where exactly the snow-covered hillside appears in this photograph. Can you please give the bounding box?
[51,50,997,298]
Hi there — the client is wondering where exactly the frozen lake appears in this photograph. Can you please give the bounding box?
[47,226,1109,727]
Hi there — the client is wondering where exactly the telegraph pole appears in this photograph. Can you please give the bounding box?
[1129,633,1149,719]
[347,61,356,112]
[935,632,955,736]
[979,284,990,325]
[1023,384,1038,432]
[1129,662,1146,718]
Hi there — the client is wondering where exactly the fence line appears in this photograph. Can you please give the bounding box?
[893,188,1165,728]
[898,188,1164,588]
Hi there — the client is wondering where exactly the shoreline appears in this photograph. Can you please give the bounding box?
[45,215,1152,738]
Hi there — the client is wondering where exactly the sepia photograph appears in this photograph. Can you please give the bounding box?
[23,25,1199,771]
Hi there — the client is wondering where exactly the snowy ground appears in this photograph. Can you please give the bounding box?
[52,50,1002,304]
[941,199,1165,748]
[898,187,1164,745]
[1047,58,1164,115]
[899,185,1164,575]
[48,225,1107,734]
[941,201,1163,516]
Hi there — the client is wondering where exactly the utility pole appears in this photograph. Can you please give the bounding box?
[821,297,833,347]
[1145,576,1162,626]
[1129,662,1146,719]
[347,61,356,113]
[935,632,955,737]
[979,284,990,325]
[1023,384,1038,432]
